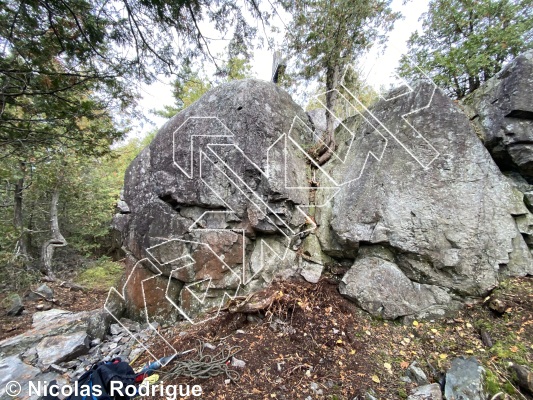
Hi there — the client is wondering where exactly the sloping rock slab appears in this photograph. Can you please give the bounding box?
[36,331,90,367]
[0,356,58,400]
[0,309,91,357]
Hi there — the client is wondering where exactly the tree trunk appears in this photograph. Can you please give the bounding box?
[317,64,340,165]
[40,188,66,279]
[13,164,28,260]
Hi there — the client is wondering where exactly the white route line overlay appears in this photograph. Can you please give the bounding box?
[105,58,443,357]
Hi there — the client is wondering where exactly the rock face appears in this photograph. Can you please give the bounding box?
[115,79,314,322]
[320,79,532,319]
[115,62,533,323]
[463,50,533,182]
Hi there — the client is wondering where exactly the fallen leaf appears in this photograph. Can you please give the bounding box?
[350,350,356,355]
[439,353,448,359]
[371,375,380,383]
[510,346,518,353]
[412,320,419,327]
[400,361,409,369]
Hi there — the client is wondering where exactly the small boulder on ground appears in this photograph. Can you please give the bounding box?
[6,294,24,316]
[509,363,533,395]
[26,284,54,301]
[407,383,442,400]
[444,356,487,400]
[406,361,430,386]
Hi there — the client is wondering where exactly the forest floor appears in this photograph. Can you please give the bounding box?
[133,277,533,400]
[1,266,532,399]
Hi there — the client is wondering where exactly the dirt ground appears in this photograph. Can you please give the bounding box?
[132,277,533,400]
[2,274,532,399]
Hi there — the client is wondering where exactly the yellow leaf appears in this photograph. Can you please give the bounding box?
[350,350,356,355]
[439,354,448,359]
[466,323,473,328]
[366,330,371,336]
[336,339,343,344]
[384,362,392,370]
[371,375,380,383]
[412,320,419,327]
[465,350,474,354]
[431,328,438,334]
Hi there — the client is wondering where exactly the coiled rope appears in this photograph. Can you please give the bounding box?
[161,341,243,381]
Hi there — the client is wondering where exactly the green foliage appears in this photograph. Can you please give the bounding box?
[0,0,264,159]
[0,132,151,268]
[485,369,502,395]
[398,0,533,98]
[281,0,400,89]
[306,67,379,116]
[76,257,124,290]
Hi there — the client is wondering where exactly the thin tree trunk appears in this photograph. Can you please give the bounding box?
[40,188,66,279]
[317,64,340,165]
[13,163,28,260]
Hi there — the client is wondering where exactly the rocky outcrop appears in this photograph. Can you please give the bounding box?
[0,308,157,399]
[115,79,315,322]
[318,78,532,319]
[115,62,533,323]
[463,50,533,182]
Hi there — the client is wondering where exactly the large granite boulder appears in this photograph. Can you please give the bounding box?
[463,50,533,182]
[116,62,533,324]
[318,78,532,319]
[115,79,315,322]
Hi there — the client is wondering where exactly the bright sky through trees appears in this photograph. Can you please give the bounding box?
[135,0,430,136]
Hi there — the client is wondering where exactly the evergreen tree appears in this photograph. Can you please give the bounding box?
[398,0,533,99]
[281,0,400,164]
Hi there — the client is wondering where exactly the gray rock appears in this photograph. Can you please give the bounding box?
[406,361,429,386]
[444,357,487,400]
[307,108,341,142]
[0,309,91,357]
[115,79,314,322]
[35,284,54,300]
[36,331,90,367]
[339,257,453,320]
[0,356,45,400]
[300,260,324,284]
[6,294,24,316]
[463,50,533,182]
[326,79,532,318]
[109,323,123,336]
[407,383,442,400]
[86,309,112,340]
